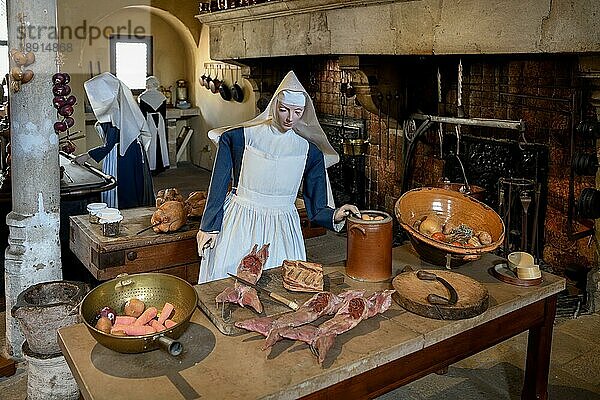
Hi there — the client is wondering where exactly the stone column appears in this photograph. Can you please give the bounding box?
[4,1,62,358]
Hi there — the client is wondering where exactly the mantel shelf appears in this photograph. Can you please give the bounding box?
[195,0,396,26]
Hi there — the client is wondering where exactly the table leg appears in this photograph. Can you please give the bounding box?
[521,295,557,400]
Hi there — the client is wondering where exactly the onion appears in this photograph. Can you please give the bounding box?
[59,104,74,117]
[98,306,116,324]
[52,73,66,85]
[53,96,67,109]
[54,121,67,133]
[53,84,71,96]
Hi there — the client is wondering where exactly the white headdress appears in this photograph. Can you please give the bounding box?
[208,70,339,168]
[84,72,151,156]
[139,75,166,111]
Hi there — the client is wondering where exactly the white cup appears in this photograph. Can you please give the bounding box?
[508,251,541,280]
[516,265,542,280]
[87,202,107,224]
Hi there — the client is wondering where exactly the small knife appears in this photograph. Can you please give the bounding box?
[227,273,299,311]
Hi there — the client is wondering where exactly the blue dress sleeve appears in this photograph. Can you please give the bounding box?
[302,143,336,231]
[200,129,241,232]
[88,123,118,162]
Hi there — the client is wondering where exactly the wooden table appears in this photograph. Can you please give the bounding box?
[69,201,325,285]
[69,206,201,284]
[58,245,565,400]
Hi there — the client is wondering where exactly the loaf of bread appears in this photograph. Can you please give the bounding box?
[282,260,324,292]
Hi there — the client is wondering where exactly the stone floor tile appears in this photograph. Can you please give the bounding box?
[558,346,600,387]
[558,313,600,346]
[548,330,598,366]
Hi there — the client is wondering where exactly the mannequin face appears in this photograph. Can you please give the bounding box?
[273,101,305,132]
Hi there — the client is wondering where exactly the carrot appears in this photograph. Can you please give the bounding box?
[150,320,166,332]
[157,302,175,325]
[164,319,177,328]
[134,307,157,326]
[110,324,128,335]
[124,325,156,336]
[115,316,136,326]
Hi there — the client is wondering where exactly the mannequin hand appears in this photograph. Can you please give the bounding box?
[197,230,218,257]
[334,204,361,223]
[73,153,92,166]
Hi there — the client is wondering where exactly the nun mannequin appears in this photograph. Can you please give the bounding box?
[196,71,359,283]
[74,72,155,209]
[138,76,169,175]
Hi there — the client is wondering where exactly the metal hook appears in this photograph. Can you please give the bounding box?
[518,126,528,150]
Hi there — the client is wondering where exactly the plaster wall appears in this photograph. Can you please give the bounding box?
[57,5,188,153]
[55,1,257,171]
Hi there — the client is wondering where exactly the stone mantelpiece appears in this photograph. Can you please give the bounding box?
[198,0,600,61]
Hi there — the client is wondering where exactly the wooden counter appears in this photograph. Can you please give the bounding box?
[58,245,565,400]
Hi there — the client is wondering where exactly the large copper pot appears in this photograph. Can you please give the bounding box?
[346,210,392,282]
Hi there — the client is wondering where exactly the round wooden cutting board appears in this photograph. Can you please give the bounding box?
[392,269,489,320]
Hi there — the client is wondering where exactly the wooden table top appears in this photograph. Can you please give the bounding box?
[58,245,565,400]
[70,200,309,253]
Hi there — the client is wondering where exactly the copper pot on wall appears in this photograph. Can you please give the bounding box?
[346,210,392,282]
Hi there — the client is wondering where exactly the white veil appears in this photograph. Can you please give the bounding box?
[208,70,339,168]
[84,72,151,156]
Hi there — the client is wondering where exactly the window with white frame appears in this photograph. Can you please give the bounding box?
[109,35,152,94]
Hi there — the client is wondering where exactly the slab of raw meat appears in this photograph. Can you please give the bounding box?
[215,244,270,313]
[235,290,365,349]
[278,290,395,364]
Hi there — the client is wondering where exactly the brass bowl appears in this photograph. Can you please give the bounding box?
[395,187,505,267]
[80,273,198,355]
[342,138,369,156]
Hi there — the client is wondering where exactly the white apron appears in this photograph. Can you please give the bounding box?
[146,112,169,171]
[199,129,308,283]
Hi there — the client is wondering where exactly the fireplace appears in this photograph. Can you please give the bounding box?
[319,114,367,208]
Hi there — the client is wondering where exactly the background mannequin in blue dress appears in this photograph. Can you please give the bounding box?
[196,71,359,283]
[74,72,154,209]
[138,76,169,175]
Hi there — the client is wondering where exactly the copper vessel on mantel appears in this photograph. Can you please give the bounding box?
[346,210,392,282]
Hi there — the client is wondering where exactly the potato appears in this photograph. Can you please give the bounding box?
[124,298,145,318]
[477,231,492,245]
[95,316,112,334]
[419,216,442,235]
